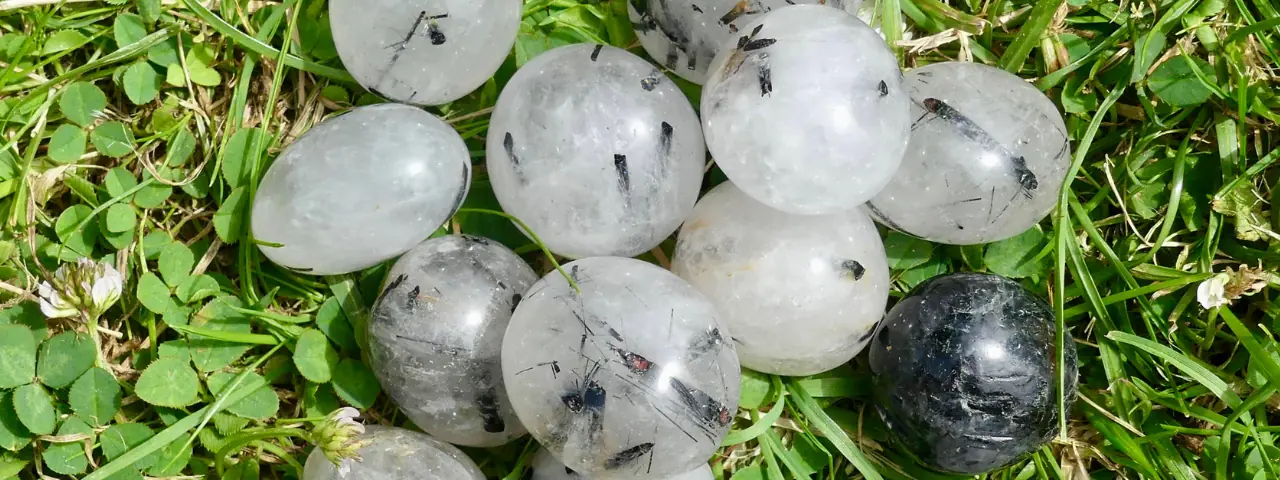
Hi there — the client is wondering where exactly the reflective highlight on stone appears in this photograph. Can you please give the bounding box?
[368,235,536,447]
[302,425,485,480]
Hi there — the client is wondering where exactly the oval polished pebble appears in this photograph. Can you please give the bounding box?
[672,182,889,376]
[251,104,470,276]
[866,61,1072,245]
[302,425,485,480]
[330,0,520,106]
[502,257,740,479]
[701,5,909,215]
[368,235,536,447]
[868,272,1079,474]
[486,44,705,259]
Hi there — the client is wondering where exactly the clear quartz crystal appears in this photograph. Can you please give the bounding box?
[866,61,1072,245]
[502,257,740,479]
[368,235,537,447]
[530,447,714,480]
[701,5,910,215]
[672,182,889,376]
[251,104,470,275]
[628,0,862,84]
[486,44,705,259]
[302,425,485,480]
[330,0,520,106]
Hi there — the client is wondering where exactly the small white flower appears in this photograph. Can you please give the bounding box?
[89,263,123,315]
[314,407,369,472]
[1197,273,1231,309]
[331,407,365,434]
[37,281,78,318]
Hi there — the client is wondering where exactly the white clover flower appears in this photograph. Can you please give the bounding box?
[89,263,123,315]
[36,257,124,319]
[1197,273,1230,310]
[314,407,370,473]
[37,281,78,318]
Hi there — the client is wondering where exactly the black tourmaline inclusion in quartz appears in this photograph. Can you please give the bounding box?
[868,272,1078,474]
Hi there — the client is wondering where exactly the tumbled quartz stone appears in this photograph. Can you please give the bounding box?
[302,425,485,480]
[252,104,469,275]
[330,0,520,106]
[628,0,861,84]
[531,447,714,480]
[868,273,1078,474]
[502,257,740,479]
[252,104,470,275]
[865,61,1072,245]
[672,182,889,376]
[368,235,537,447]
[486,44,705,259]
[701,5,909,215]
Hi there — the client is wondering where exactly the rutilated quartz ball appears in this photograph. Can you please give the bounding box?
[530,447,714,480]
[367,235,536,447]
[865,61,1072,245]
[672,182,889,376]
[251,104,470,275]
[486,44,705,259]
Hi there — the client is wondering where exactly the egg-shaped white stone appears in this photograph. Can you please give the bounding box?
[866,62,1071,245]
[330,0,520,106]
[486,44,705,259]
[701,5,909,215]
[302,425,484,480]
[502,257,740,479]
[672,182,889,375]
[368,235,537,447]
[251,104,470,275]
[530,447,714,479]
[628,0,861,84]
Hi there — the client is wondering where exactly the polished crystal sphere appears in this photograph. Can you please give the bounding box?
[701,5,909,215]
[330,0,520,105]
[672,182,889,376]
[502,257,740,479]
[252,104,470,275]
[866,61,1072,245]
[302,425,485,480]
[368,235,537,447]
[530,447,714,479]
[868,273,1078,474]
[486,44,705,259]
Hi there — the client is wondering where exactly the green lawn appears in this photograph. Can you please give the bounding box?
[0,0,1277,478]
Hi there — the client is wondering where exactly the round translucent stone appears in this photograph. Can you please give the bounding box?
[868,273,1078,474]
[486,44,705,259]
[672,182,889,376]
[865,61,1072,245]
[502,257,740,479]
[628,0,861,84]
[368,235,537,447]
[530,447,714,480]
[302,425,485,480]
[701,5,910,215]
[252,104,470,275]
[330,0,520,105]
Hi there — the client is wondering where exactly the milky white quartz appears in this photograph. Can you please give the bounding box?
[368,235,536,447]
[486,44,705,259]
[701,5,909,215]
[252,104,470,275]
[628,0,861,84]
[302,425,485,480]
[866,62,1071,245]
[672,182,889,375]
[330,0,520,105]
[530,447,714,480]
[502,257,740,479]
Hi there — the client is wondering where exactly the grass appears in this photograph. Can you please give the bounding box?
[0,0,1277,478]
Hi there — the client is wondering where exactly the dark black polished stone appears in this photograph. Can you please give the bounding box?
[868,272,1078,474]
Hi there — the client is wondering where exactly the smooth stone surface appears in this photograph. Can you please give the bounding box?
[866,62,1071,245]
[302,425,485,480]
[531,447,714,480]
[502,257,740,479]
[628,0,861,84]
[672,182,889,376]
[330,0,520,105]
[252,104,470,275]
[701,5,910,215]
[368,235,536,447]
[868,273,1078,474]
[486,44,705,259]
